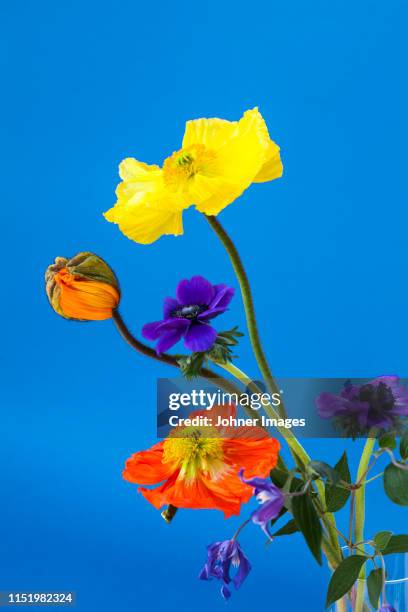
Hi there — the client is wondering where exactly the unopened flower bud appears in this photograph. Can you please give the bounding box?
[45,252,120,321]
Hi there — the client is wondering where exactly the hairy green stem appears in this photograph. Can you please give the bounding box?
[354,437,376,611]
[113,309,241,397]
[206,215,285,417]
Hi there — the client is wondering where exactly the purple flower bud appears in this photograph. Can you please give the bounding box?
[199,539,251,599]
[239,470,285,540]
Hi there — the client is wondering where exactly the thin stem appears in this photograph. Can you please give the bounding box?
[205,215,286,417]
[382,447,408,471]
[378,552,388,604]
[231,518,251,541]
[354,436,376,612]
[333,525,350,547]
[348,491,356,547]
[364,472,384,486]
[112,309,242,397]
[215,359,343,566]
[112,309,270,526]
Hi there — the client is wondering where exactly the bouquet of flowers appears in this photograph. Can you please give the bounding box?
[45,108,408,611]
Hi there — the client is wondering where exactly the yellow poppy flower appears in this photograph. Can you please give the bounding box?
[104,108,283,244]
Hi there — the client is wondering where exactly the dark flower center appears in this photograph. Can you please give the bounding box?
[172,304,207,320]
[358,382,395,416]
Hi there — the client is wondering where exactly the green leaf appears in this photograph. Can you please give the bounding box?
[382,534,408,555]
[373,530,393,551]
[379,432,397,450]
[325,452,351,512]
[270,457,303,492]
[325,555,367,608]
[292,491,322,565]
[272,519,299,537]
[383,463,408,505]
[367,568,383,609]
[400,431,408,461]
[307,460,341,485]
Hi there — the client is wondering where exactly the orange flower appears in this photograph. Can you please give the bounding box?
[45,252,120,321]
[123,405,280,518]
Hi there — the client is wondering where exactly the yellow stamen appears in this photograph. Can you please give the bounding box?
[163,144,216,189]
[163,426,226,482]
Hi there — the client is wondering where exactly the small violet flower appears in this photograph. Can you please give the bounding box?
[199,539,251,600]
[378,605,396,612]
[316,376,408,436]
[142,275,234,354]
[239,470,285,540]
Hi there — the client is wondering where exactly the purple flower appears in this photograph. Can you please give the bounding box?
[199,539,251,600]
[378,605,396,612]
[239,470,285,540]
[142,276,234,354]
[316,376,408,436]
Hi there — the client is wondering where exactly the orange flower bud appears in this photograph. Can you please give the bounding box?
[45,252,120,321]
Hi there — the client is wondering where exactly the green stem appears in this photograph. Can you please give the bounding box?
[112,309,242,397]
[215,359,342,566]
[206,215,285,417]
[354,436,376,611]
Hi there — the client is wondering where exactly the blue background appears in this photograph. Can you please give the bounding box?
[1,0,407,609]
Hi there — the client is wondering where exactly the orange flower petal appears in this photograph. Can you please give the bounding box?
[140,470,252,518]
[55,268,119,320]
[123,442,173,485]
[223,436,280,478]
[188,403,236,425]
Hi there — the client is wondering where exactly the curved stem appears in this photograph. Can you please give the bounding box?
[215,359,342,566]
[354,436,376,611]
[231,518,251,541]
[112,309,261,524]
[112,309,241,396]
[205,216,285,417]
[215,360,310,463]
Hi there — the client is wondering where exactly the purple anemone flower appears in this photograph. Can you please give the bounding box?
[142,276,234,354]
[239,470,285,540]
[316,376,408,436]
[199,539,251,600]
[378,605,396,612]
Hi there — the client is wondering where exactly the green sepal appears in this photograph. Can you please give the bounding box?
[379,432,397,450]
[177,326,244,379]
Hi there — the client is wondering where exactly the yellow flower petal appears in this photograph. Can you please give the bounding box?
[182,117,237,150]
[190,108,283,215]
[104,157,191,243]
[104,109,283,243]
[253,141,283,183]
[119,158,161,181]
[105,200,184,245]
